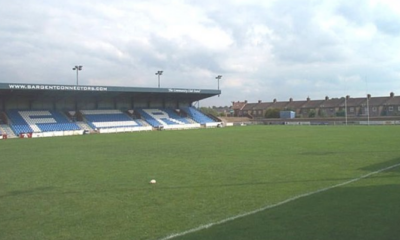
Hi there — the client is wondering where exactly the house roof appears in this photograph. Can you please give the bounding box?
[270,101,290,109]
[368,97,389,106]
[320,98,345,108]
[234,93,400,112]
[344,97,366,107]
[286,100,307,109]
[384,96,400,105]
[301,99,325,108]
[253,102,274,110]
[242,103,258,110]
[232,101,247,110]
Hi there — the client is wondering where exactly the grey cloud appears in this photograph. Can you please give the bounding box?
[123,33,224,74]
[1,0,400,107]
[266,1,346,64]
[335,2,371,26]
[201,1,347,64]
[375,15,400,36]
[206,5,271,47]
[336,1,400,36]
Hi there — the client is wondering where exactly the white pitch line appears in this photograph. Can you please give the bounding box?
[158,162,400,240]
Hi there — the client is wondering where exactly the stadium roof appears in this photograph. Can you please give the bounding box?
[0,82,221,102]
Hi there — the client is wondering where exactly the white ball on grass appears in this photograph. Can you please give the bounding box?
[150,179,156,184]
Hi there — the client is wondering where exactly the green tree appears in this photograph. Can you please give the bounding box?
[308,109,316,118]
[318,109,326,118]
[265,108,280,118]
[336,110,345,117]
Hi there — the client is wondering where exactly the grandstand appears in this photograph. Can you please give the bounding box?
[0,82,222,138]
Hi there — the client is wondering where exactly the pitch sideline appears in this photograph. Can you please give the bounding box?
[158,162,400,240]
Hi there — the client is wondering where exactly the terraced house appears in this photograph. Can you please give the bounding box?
[232,93,400,119]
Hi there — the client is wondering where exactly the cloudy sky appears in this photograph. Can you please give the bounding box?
[1,0,400,106]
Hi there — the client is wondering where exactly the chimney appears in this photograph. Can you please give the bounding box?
[245,100,248,103]
[273,98,277,103]
[346,95,350,100]
[367,94,371,99]
[325,96,329,100]
[390,92,394,97]
[307,97,310,101]
[258,100,262,103]
[289,98,293,102]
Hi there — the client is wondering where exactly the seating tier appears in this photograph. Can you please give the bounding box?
[80,110,140,129]
[181,107,216,124]
[7,110,81,135]
[136,108,189,128]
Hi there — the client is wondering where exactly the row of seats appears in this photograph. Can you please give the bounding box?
[136,109,163,128]
[181,107,215,124]
[162,108,191,124]
[5,108,217,135]
[10,124,33,135]
[7,110,80,135]
[8,110,35,134]
[134,108,216,127]
[81,109,141,129]
[37,123,81,132]
[80,109,123,115]
[90,121,140,129]
[136,108,191,128]
[85,114,133,122]
[160,118,179,125]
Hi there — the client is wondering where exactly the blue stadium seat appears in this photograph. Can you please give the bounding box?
[181,107,215,124]
[80,110,141,129]
[136,108,190,128]
[7,110,80,135]
[162,108,191,124]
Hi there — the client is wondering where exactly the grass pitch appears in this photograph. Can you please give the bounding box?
[1,125,400,240]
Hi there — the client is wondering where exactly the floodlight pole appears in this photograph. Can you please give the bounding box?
[216,75,222,97]
[365,78,370,126]
[73,65,82,85]
[156,70,163,88]
[216,75,222,90]
[367,94,370,126]
[345,96,347,126]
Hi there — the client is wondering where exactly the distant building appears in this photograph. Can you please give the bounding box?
[232,93,400,118]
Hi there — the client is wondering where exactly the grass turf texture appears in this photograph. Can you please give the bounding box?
[0,125,399,240]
